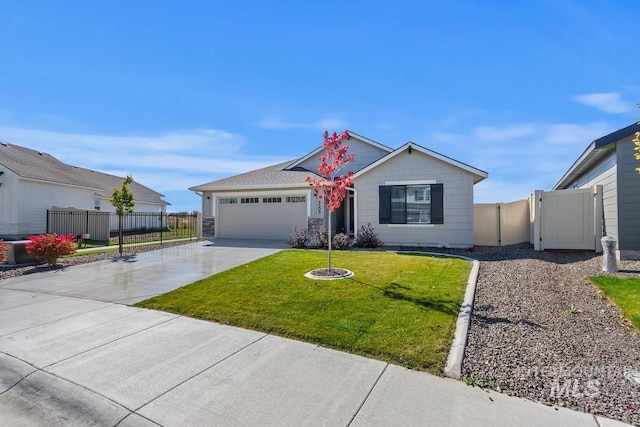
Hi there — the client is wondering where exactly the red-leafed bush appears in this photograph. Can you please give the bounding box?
[26,233,76,266]
[0,239,8,263]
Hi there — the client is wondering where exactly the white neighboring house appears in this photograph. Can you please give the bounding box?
[0,141,170,239]
[190,131,488,248]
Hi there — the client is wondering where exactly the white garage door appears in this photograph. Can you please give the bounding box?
[217,196,308,240]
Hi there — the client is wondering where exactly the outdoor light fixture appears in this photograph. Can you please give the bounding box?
[0,171,4,176]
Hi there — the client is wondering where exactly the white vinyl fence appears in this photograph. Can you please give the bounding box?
[474,185,603,252]
[474,199,530,247]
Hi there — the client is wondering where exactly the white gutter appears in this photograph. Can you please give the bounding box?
[188,182,312,192]
[19,176,101,191]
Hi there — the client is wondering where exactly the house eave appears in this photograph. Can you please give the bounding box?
[552,142,616,190]
[93,193,170,206]
[189,182,311,192]
[19,176,102,191]
[553,122,639,190]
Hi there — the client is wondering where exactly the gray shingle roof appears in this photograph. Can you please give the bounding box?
[189,160,320,191]
[0,142,168,205]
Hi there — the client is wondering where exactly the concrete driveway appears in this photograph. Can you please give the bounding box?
[0,240,630,426]
[0,239,285,305]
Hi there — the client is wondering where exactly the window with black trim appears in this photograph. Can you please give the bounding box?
[220,198,237,204]
[379,184,443,224]
[241,197,259,204]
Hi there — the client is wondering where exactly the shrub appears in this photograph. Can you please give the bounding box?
[0,239,8,263]
[287,226,308,249]
[309,226,329,249]
[353,223,383,248]
[26,233,76,266]
[332,232,350,250]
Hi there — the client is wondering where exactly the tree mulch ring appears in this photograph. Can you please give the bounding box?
[304,268,354,280]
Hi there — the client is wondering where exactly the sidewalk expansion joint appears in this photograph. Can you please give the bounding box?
[0,304,114,339]
[132,332,269,413]
[347,363,389,426]
[41,314,180,370]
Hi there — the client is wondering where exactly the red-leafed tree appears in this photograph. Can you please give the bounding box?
[306,130,354,272]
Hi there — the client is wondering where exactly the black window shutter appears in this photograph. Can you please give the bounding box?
[431,184,444,224]
[379,186,391,224]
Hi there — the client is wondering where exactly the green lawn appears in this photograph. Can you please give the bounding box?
[591,275,640,330]
[136,250,471,374]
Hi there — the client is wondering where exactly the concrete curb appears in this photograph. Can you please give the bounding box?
[444,257,480,378]
[395,251,479,378]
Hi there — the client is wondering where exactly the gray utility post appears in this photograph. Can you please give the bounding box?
[601,235,618,273]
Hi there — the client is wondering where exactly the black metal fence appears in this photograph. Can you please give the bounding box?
[46,210,199,248]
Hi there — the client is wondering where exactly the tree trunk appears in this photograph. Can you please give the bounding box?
[118,215,123,256]
[328,210,332,273]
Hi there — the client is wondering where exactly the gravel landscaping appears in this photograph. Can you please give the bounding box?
[457,245,640,426]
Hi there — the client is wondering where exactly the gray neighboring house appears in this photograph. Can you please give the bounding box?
[190,131,488,247]
[0,141,169,239]
[553,122,640,259]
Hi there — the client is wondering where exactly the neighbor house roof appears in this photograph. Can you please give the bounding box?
[354,142,489,184]
[553,122,640,190]
[188,160,321,192]
[0,141,169,206]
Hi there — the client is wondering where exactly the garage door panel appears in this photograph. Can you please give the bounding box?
[218,201,307,240]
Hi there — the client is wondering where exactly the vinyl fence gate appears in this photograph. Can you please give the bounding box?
[531,186,603,252]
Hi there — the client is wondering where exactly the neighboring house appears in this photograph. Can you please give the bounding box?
[190,131,487,247]
[0,141,169,239]
[553,122,640,259]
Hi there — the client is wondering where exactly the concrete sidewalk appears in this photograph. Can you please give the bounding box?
[0,241,632,426]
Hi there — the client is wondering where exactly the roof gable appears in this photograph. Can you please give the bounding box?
[286,131,393,172]
[553,122,639,190]
[354,142,488,184]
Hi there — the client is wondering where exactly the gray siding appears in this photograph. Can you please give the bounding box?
[354,148,475,248]
[573,151,618,244]
[616,137,640,251]
[296,137,389,175]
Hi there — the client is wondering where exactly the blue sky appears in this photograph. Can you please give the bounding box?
[1,1,639,212]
